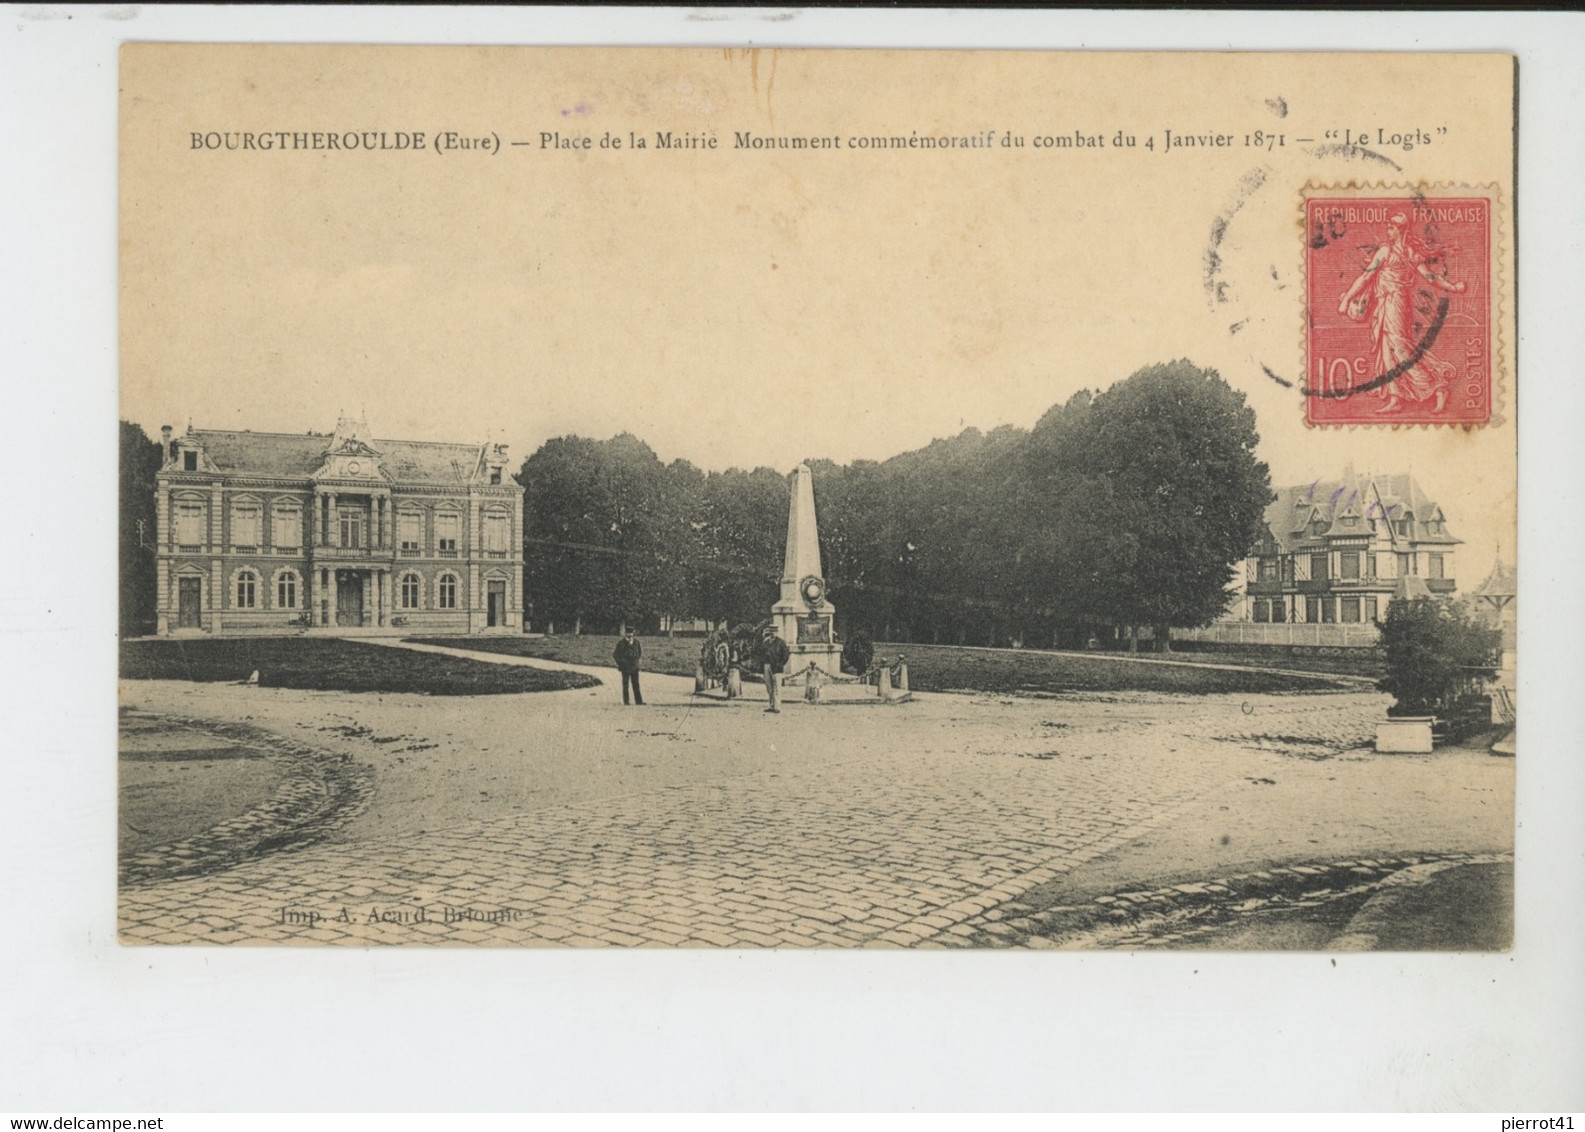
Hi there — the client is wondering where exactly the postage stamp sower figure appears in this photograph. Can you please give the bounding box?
[1305,193,1494,427]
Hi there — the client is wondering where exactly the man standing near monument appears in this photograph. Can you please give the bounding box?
[763,624,791,713]
[613,627,644,706]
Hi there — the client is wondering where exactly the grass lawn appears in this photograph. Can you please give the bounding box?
[884,642,1348,695]
[424,635,1348,695]
[119,637,599,696]
[1167,642,1384,679]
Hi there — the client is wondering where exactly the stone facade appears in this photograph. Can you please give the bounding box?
[154,415,523,636]
[1227,469,1460,627]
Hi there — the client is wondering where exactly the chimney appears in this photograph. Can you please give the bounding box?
[161,424,174,460]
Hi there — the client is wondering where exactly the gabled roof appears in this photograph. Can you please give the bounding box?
[181,429,489,487]
[1259,470,1460,554]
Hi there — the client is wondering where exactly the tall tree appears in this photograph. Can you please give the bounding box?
[689,466,786,626]
[119,420,162,636]
[516,360,1270,649]
[1055,361,1272,648]
[519,436,626,633]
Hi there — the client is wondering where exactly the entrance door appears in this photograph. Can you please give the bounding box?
[177,577,202,629]
[336,571,365,627]
[486,580,506,627]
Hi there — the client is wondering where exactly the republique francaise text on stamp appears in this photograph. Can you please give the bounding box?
[1304,187,1498,428]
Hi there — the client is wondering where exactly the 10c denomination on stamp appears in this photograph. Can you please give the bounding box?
[1304,187,1496,427]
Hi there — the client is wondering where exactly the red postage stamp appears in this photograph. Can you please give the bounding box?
[1304,189,1495,427]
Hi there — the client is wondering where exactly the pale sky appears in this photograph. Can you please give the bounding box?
[120,46,1517,581]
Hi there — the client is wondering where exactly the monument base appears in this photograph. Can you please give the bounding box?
[772,599,843,677]
[784,643,845,677]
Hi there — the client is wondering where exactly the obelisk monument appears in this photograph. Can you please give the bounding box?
[771,464,844,673]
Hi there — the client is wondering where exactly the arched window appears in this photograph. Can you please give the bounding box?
[400,573,422,609]
[437,573,458,609]
[236,570,258,609]
[276,570,299,609]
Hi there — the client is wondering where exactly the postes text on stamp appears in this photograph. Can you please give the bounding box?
[1304,190,1494,427]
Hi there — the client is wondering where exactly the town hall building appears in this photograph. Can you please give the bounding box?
[154,415,523,636]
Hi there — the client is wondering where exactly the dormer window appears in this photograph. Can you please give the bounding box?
[183,451,198,471]
[490,468,502,486]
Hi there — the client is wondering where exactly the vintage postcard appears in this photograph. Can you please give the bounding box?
[118,46,1517,949]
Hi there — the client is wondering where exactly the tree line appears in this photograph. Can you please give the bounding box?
[521,360,1274,649]
[117,360,1274,648]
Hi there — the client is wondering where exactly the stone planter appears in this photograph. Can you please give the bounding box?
[1376,716,1435,753]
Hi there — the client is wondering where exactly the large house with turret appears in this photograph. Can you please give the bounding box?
[153,415,523,635]
[1227,469,1460,627]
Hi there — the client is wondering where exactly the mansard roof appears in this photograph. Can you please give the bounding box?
[1259,470,1460,554]
[183,429,491,486]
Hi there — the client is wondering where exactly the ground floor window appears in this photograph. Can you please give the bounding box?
[437,573,457,609]
[400,573,421,609]
[1365,596,1380,622]
[276,571,298,609]
[236,570,257,609]
[1320,597,1336,623]
[1271,598,1286,623]
[1305,596,1320,623]
[1341,596,1361,623]
[1252,599,1269,623]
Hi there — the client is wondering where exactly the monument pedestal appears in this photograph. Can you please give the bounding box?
[771,599,844,676]
[772,464,847,678]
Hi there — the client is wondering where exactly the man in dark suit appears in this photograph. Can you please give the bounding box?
[613,627,644,705]
[763,624,791,713]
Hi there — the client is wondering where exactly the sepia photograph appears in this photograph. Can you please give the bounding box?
[11,5,1585,1116]
[116,44,1518,952]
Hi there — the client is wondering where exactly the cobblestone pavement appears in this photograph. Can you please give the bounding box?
[118,660,1508,948]
[119,709,373,887]
[952,850,1514,950]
